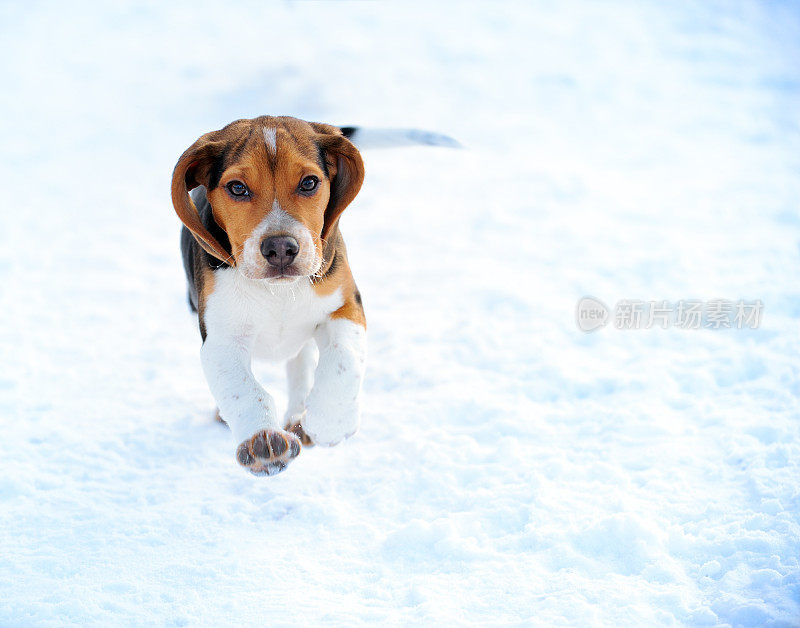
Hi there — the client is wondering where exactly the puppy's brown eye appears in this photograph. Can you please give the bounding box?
[298,175,319,195]
[226,181,249,197]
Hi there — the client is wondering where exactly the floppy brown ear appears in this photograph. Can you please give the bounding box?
[313,125,365,242]
[170,133,233,265]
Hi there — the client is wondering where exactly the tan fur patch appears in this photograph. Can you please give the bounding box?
[198,264,216,310]
[313,244,366,328]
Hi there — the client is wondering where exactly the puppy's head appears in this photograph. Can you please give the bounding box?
[171,116,364,281]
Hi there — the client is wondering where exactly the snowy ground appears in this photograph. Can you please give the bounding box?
[1,1,799,625]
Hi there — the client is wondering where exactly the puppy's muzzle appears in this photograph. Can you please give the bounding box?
[261,235,299,271]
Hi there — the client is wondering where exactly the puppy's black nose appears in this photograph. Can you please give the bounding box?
[261,236,299,268]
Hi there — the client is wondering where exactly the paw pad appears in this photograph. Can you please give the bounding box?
[236,429,301,476]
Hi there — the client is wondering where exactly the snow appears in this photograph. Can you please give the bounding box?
[1,1,799,625]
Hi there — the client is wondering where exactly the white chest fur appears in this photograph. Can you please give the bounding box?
[203,268,343,361]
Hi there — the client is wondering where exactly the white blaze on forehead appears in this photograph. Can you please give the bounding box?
[263,127,277,155]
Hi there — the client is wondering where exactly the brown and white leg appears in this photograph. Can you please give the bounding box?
[302,317,367,446]
[201,336,300,476]
[284,340,318,446]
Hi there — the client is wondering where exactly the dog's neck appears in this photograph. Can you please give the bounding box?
[313,226,343,284]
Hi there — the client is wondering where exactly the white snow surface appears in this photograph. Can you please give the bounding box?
[1,1,799,626]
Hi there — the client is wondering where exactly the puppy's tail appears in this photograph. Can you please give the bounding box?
[340,126,461,149]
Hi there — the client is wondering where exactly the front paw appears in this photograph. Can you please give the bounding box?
[235,429,301,476]
[301,400,359,447]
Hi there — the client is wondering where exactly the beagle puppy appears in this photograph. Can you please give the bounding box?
[172,116,366,476]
